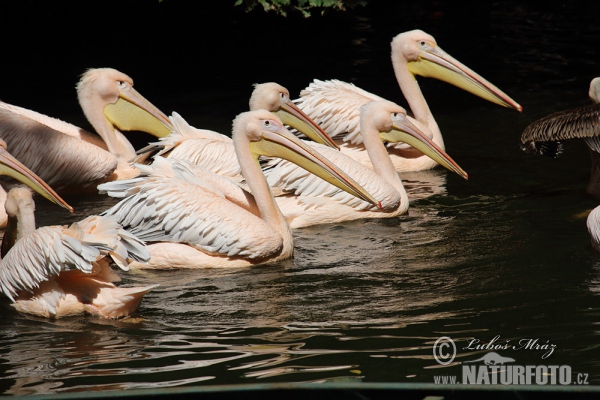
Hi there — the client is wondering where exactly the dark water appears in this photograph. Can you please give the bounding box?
[1,0,600,396]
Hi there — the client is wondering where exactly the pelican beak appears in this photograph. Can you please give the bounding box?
[0,147,73,212]
[408,46,522,112]
[274,98,340,149]
[249,125,381,208]
[381,114,468,180]
[104,85,174,138]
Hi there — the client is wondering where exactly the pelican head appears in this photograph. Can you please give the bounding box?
[249,82,339,149]
[392,30,522,112]
[0,140,73,213]
[234,110,381,208]
[364,101,468,179]
[77,68,174,138]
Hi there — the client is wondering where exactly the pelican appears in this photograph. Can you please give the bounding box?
[134,82,339,181]
[98,109,380,269]
[0,186,158,319]
[295,29,522,172]
[521,77,600,198]
[0,67,174,195]
[265,100,468,228]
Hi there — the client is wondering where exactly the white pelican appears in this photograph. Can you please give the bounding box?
[98,109,380,269]
[521,77,600,198]
[265,100,468,228]
[134,82,339,181]
[0,68,174,195]
[295,29,522,172]
[0,186,158,319]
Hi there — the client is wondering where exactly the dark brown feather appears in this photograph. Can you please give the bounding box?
[521,102,600,143]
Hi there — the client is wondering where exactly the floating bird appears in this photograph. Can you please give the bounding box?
[134,82,339,181]
[295,29,522,172]
[0,186,158,319]
[265,100,468,228]
[521,77,600,198]
[0,68,174,195]
[98,109,379,269]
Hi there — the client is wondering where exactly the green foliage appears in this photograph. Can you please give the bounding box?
[234,0,367,17]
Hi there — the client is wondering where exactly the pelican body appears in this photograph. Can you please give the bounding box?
[295,30,522,173]
[265,100,468,228]
[0,68,174,195]
[98,110,379,269]
[0,187,157,319]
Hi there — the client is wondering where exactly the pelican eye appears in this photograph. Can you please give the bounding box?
[280,93,289,101]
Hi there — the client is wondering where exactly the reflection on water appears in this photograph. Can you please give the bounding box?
[1,0,600,396]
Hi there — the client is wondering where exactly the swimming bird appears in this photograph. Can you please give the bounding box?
[0,186,158,319]
[265,100,468,228]
[98,109,380,269]
[521,77,600,198]
[295,29,522,172]
[0,68,174,195]
[134,82,339,181]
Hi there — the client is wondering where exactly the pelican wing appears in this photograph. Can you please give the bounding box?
[264,143,401,211]
[0,102,117,188]
[294,79,385,145]
[521,103,600,157]
[75,215,151,270]
[0,213,151,302]
[135,112,242,178]
[99,158,282,261]
[0,226,101,301]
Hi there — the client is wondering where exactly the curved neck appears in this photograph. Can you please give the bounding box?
[1,191,36,258]
[80,97,137,162]
[234,140,293,251]
[393,59,444,150]
[362,125,408,208]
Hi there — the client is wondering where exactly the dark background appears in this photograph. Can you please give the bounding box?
[2,0,599,148]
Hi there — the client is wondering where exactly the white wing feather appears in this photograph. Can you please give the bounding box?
[265,142,401,211]
[99,158,281,260]
[294,79,385,145]
[0,214,149,302]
